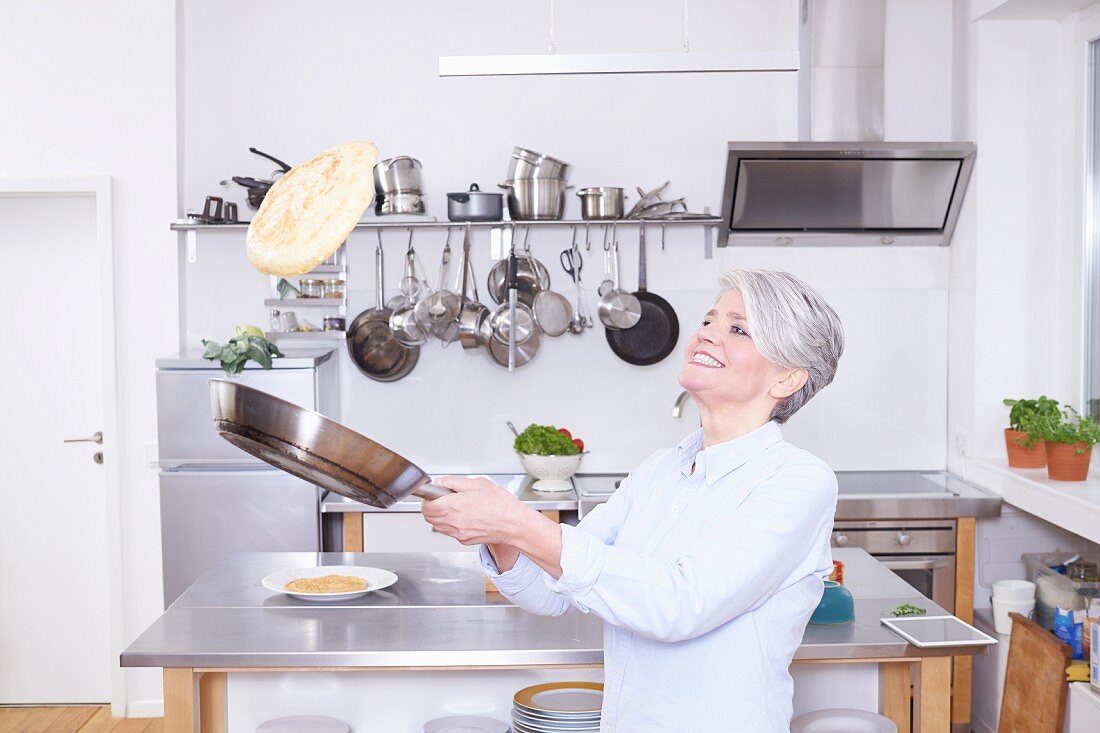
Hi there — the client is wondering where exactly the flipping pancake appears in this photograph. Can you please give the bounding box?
[247,141,378,276]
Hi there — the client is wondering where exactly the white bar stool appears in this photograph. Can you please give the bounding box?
[256,715,352,733]
[791,708,898,733]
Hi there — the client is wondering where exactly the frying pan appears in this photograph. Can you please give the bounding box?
[347,242,419,381]
[605,225,679,366]
[210,379,451,507]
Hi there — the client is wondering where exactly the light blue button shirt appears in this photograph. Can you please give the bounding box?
[480,421,838,733]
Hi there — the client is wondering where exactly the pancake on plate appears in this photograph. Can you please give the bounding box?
[247,141,378,276]
[284,574,368,594]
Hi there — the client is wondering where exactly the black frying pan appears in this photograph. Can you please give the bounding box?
[605,225,679,366]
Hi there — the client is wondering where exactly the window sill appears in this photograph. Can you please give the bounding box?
[966,457,1100,544]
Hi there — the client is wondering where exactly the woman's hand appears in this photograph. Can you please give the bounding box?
[421,476,528,547]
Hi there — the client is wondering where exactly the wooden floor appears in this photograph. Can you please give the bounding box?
[0,707,161,733]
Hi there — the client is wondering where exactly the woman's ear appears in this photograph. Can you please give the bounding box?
[770,368,809,400]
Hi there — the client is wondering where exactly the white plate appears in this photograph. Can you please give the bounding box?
[262,565,398,602]
[423,715,509,733]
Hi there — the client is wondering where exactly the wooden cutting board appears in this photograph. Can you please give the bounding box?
[998,611,1072,732]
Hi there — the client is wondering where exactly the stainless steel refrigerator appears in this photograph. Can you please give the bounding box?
[156,348,339,606]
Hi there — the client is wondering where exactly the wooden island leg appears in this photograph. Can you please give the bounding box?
[343,513,363,552]
[952,517,975,732]
[163,668,199,733]
[913,657,952,733]
[880,661,912,733]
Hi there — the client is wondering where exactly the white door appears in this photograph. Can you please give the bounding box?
[0,193,111,702]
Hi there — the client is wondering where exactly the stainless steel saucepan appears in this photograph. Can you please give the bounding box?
[210,379,451,508]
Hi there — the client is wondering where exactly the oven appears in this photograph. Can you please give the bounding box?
[831,519,957,612]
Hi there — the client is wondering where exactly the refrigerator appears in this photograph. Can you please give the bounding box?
[156,348,339,606]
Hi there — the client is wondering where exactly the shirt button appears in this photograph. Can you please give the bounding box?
[671,505,682,514]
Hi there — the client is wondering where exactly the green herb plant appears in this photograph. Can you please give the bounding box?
[886,603,926,617]
[513,424,580,456]
[1032,405,1100,453]
[202,325,284,375]
[1003,396,1060,448]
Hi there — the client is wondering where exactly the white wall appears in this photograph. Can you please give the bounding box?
[0,0,179,714]
[181,0,955,475]
[0,0,966,714]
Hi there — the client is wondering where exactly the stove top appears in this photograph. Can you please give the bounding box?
[836,472,959,497]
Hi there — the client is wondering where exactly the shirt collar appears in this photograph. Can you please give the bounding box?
[675,421,783,483]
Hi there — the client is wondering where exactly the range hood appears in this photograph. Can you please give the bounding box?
[717,142,975,247]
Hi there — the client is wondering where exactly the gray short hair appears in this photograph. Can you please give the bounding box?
[717,269,844,424]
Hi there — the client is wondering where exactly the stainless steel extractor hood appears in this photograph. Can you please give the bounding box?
[717,142,975,247]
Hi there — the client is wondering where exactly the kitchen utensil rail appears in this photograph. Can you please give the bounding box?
[170,217,721,231]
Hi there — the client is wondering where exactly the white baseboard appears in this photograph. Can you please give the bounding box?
[127,699,164,718]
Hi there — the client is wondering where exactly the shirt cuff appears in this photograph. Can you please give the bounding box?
[478,545,543,595]
[545,523,606,596]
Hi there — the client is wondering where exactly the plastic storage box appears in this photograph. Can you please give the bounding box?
[1023,551,1100,631]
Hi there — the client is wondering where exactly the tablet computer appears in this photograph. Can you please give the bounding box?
[880,615,998,648]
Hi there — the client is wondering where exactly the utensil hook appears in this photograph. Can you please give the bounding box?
[661,224,667,251]
[602,224,610,252]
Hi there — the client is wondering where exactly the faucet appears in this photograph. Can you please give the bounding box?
[673,390,693,418]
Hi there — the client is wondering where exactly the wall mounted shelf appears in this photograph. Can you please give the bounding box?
[170,218,722,231]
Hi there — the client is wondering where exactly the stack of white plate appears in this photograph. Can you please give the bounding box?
[511,682,603,733]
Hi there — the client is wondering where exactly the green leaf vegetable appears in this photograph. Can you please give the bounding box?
[202,325,284,375]
[1003,396,1060,448]
[887,603,926,617]
[513,424,580,456]
[1032,405,1100,452]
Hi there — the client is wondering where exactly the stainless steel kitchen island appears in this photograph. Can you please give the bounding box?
[122,549,988,732]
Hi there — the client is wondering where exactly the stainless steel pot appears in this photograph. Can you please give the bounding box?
[577,187,625,220]
[508,147,571,181]
[500,179,572,221]
[376,192,425,216]
[447,183,503,222]
[374,156,423,195]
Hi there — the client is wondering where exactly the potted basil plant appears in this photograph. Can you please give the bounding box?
[1002,396,1059,468]
[1033,405,1100,481]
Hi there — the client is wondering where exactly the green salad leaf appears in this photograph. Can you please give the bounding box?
[886,603,927,617]
[514,424,580,456]
[202,326,283,375]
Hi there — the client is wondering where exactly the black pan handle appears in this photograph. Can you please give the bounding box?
[249,147,292,173]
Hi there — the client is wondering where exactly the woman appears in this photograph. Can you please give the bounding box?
[422,269,845,732]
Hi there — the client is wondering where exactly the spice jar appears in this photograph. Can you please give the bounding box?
[323,315,346,332]
[322,279,345,299]
[299,278,323,298]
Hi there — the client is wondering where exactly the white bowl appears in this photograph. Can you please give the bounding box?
[517,453,583,492]
[992,579,1035,602]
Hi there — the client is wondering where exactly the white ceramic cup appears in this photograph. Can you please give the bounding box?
[992,579,1036,602]
[992,597,1035,635]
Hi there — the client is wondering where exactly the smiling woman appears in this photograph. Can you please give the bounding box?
[421,269,846,732]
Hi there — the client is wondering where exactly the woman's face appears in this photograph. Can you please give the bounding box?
[678,289,788,408]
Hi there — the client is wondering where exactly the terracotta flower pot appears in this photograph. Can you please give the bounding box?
[1044,442,1093,481]
[1004,429,1045,468]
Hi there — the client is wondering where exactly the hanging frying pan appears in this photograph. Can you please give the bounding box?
[347,240,419,381]
[210,380,451,507]
[605,225,679,366]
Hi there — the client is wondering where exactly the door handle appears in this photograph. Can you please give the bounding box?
[64,431,103,445]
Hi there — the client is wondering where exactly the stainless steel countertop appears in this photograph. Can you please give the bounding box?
[121,549,986,669]
[321,474,579,513]
[322,471,1002,519]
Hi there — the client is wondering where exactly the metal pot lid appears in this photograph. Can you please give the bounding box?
[577,187,623,196]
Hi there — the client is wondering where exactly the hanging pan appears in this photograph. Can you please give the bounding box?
[605,225,679,366]
[347,240,419,381]
[210,380,451,507]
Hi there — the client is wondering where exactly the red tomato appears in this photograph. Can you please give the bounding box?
[572,438,585,452]
[557,427,572,439]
